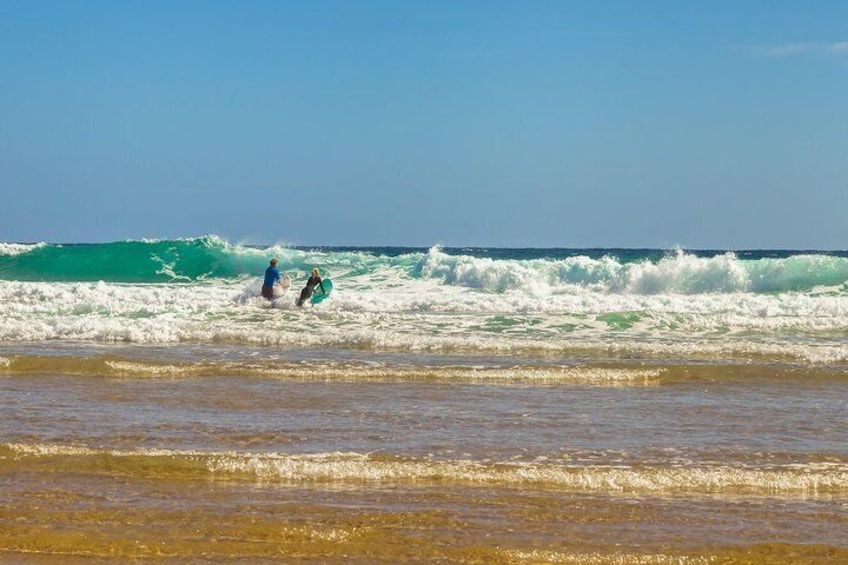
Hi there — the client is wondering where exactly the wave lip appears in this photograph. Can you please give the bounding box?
[0,242,47,256]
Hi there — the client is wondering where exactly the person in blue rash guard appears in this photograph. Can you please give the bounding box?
[261,258,281,300]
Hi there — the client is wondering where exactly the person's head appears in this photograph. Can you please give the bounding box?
[312,268,319,275]
[270,259,278,266]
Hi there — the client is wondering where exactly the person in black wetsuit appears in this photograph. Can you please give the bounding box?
[296,268,326,307]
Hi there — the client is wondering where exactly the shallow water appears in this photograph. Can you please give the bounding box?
[2,345,846,563]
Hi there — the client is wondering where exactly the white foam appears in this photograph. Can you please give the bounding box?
[200,454,848,495]
[2,272,848,364]
[7,443,846,496]
[419,248,755,294]
[0,242,46,256]
[501,550,718,564]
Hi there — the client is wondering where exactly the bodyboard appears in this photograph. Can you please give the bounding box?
[310,279,333,304]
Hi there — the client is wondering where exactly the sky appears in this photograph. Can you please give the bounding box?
[1,0,846,248]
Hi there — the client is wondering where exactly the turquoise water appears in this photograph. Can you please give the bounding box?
[4,235,848,292]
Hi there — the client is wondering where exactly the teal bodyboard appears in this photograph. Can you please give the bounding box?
[311,279,333,304]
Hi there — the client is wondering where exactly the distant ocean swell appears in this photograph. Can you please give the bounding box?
[3,235,848,294]
[3,443,846,496]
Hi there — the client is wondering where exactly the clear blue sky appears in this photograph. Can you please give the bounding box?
[1,1,846,248]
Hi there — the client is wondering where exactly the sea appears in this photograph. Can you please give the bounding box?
[1,235,846,564]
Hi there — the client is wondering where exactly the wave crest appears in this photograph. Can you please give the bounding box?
[418,247,848,295]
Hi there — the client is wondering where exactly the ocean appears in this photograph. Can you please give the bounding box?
[1,235,846,563]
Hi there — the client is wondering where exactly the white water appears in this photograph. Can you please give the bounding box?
[2,257,848,364]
